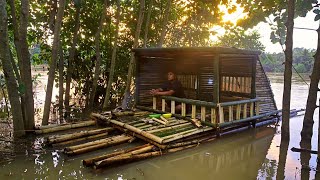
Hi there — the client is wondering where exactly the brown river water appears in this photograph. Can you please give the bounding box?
[0,72,319,180]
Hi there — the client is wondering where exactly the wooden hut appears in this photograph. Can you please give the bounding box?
[133,47,278,126]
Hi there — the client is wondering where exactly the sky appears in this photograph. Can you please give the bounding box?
[254,12,319,53]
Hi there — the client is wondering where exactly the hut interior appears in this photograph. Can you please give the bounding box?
[133,47,278,123]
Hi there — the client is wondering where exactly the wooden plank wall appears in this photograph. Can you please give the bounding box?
[219,56,253,100]
[255,58,278,113]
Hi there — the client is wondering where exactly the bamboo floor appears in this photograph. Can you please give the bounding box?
[36,110,219,169]
[37,108,287,169]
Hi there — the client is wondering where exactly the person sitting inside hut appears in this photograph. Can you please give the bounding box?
[149,71,186,112]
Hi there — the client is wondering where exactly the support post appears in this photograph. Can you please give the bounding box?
[153,96,157,110]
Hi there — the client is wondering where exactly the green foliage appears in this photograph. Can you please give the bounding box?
[4,0,319,110]
[214,26,265,51]
[260,48,316,73]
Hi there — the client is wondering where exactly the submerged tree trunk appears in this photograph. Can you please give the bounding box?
[65,6,81,119]
[19,0,35,130]
[143,0,153,47]
[87,0,109,110]
[103,0,121,109]
[8,0,22,83]
[300,24,320,140]
[276,138,289,180]
[121,0,145,109]
[0,0,25,137]
[158,0,171,47]
[281,0,295,140]
[42,0,66,125]
[59,42,64,122]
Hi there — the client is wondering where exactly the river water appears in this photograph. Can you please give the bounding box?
[0,73,319,180]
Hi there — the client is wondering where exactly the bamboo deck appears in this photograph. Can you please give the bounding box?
[35,107,291,169]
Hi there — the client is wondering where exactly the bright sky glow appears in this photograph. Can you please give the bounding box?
[210,3,318,53]
[255,12,319,53]
[219,4,247,24]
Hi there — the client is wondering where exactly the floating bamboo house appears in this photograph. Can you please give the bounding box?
[40,47,282,169]
[133,47,278,126]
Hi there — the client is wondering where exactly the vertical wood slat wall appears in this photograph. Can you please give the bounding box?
[134,48,277,114]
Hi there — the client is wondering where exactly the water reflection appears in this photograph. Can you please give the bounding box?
[95,127,276,180]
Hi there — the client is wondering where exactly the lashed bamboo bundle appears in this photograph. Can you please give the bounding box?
[147,122,192,134]
[93,144,197,169]
[48,127,113,144]
[65,134,127,152]
[83,144,151,167]
[108,119,164,144]
[64,135,132,156]
[52,133,109,147]
[142,120,189,131]
[151,117,167,125]
[35,120,96,134]
[35,123,65,130]
[162,127,213,144]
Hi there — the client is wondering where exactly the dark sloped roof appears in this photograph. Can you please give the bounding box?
[133,47,261,57]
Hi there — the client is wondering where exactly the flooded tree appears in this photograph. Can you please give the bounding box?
[0,0,25,137]
[42,0,66,125]
[103,0,121,109]
[88,0,109,111]
[301,5,320,141]
[282,0,295,140]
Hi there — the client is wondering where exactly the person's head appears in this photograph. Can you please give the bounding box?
[167,71,176,81]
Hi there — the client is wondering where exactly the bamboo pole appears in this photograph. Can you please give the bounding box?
[82,144,151,167]
[236,104,241,120]
[211,108,216,124]
[228,106,233,121]
[160,116,169,123]
[142,120,189,131]
[171,101,175,114]
[35,123,67,130]
[162,128,198,140]
[153,96,157,109]
[65,135,132,155]
[191,105,196,119]
[35,120,96,134]
[93,144,197,169]
[65,135,127,152]
[162,99,166,112]
[151,117,167,125]
[243,103,247,118]
[181,103,186,116]
[110,119,164,144]
[136,106,217,129]
[162,127,213,143]
[201,106,206,121]
[52,133,108,147]
[94,151,161,169]
[147,122,192,133]
[48,127,113,144]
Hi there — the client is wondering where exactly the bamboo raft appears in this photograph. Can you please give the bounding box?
[35,106,293,170]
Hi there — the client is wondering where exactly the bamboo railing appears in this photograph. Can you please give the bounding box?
[151,96,262,126]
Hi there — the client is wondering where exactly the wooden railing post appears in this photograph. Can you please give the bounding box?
[255,102,260,115]
[218,104,224,123]
[250,102,254,117]
[211,108,216,124]
[171,101,175,114]
[152,96,157,110]
[181,103,186,117]
[229,106,233,121]
[201,106,206,121]
[162,99,166,112]
[236,104,241,120]
[191,105,196,119]
[243,103,247,118]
